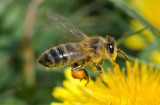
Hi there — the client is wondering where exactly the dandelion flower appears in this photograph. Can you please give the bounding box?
[51,60,160,105]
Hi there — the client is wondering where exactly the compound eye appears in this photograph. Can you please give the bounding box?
[107,43,114,54]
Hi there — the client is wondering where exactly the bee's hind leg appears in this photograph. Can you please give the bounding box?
[71,62,90,86]
[80,69,89,86]
[71,68,90,86]
[71,61,85,71]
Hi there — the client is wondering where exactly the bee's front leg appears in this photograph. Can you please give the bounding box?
[110,59,116,70]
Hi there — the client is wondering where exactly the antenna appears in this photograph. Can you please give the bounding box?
[117,49,132,64]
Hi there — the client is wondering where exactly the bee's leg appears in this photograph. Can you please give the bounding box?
[71,61,85,71]
[90,59,104,76]
[80,69,89,86]
[110,59,116,70]
[71,68,90,86]
[110,53,117,70]
[91,62,104,84]
[93,63,103,76]
[71,61,90,86]
[98,59,104,66]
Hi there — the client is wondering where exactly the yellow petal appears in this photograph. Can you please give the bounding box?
[51,60,160,105]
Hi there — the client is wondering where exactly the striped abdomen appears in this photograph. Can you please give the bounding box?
[38,43,85,68]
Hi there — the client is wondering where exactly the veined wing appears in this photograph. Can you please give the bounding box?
[47,12,88,41]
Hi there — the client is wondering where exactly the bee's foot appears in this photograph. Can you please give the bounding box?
[85,78,89,86]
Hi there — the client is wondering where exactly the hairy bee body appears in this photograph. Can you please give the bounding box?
[38,12,131,85]
[38,37,105,69]
[38,43,85,69]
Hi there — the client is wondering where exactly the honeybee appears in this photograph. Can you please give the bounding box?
[38,12,131,85]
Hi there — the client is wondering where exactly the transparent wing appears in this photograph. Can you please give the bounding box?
[47,12,88,41]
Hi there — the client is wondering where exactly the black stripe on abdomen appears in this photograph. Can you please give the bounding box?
[56,46,68,65]
[43,53,52,64]
[38,53,52,67]
[49,49,60,66]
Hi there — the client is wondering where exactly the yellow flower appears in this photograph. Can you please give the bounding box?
[123,0,159,50]
[51,60,160,105]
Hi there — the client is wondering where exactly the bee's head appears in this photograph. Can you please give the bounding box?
[105,35,117,61]
[105,35,132,64]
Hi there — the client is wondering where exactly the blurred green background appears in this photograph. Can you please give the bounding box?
[0,0,160,105]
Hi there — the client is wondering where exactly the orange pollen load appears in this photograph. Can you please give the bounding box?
[71,70,86,79]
